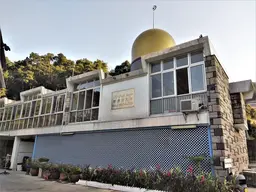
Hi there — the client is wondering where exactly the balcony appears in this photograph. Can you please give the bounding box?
[150,92,208,115]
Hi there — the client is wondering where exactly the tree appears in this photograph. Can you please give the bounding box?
[109,60,130,76]
[3,53,110,99]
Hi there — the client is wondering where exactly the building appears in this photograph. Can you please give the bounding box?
[0,28,254,177]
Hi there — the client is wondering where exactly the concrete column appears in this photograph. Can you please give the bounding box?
[10,136,20,170]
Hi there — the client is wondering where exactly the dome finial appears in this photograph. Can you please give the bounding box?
[152,5,157,29]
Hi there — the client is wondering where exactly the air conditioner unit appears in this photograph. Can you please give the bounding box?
[180,99,201,113]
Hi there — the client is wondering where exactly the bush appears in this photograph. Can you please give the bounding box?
[38,157,49,163]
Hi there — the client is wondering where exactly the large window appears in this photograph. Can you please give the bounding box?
[70,86,100,123]
[150,51,206,114]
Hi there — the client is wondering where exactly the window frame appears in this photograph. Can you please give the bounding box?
[70,85,100,124]
[150,52,206,101]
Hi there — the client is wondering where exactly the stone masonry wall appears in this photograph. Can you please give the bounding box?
[205,55,248,177]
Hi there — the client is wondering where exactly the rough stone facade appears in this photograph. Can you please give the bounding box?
[205,55,249,177]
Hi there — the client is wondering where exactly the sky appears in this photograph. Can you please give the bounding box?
[0,0,255,82]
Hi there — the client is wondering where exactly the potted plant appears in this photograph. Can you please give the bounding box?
[37,158,50,178]
[48,164,60,180]
[67,165,81,183]
[30,160,39,176]
[59,164,68,181]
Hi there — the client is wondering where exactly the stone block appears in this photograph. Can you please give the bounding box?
[206,72,213,78]
[212,136,222,143]
[213,118,222,125]
[217,143,225,150]
[213,150,222,156]
[214,129,223,136]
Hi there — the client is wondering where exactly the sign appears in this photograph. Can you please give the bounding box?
[112,89,135,110]
[224,158,233,169]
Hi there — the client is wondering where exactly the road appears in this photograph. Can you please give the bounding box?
[0,170,255,192]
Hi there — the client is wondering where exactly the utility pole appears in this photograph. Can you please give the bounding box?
[153,5,157,29]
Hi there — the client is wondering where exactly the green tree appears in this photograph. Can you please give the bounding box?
[109,60,130,76]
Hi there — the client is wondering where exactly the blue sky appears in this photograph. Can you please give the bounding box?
[0,0,255,82]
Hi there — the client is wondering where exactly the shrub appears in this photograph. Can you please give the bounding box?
[38,157,49,163]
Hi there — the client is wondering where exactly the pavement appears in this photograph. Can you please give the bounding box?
[0,170,112,192]
[0,170,255,192]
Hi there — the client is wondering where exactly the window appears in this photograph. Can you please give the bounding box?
[163,72,174,96]
[70,86,100,123]
[151,74,161,98]
[191,65,204,92]
[176,55,187,67]
[176,68,189,95]
[150,51,206,115]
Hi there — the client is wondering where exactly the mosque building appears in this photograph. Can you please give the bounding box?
[0,27,255,177]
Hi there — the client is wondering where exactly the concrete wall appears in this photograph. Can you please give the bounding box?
[17,141,34,164]
[99,75,149,121]
[205,55,248,177]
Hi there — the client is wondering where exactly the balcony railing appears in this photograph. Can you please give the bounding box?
[150,92,208,115]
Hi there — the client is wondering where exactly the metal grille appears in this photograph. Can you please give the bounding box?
[35,126,211,173]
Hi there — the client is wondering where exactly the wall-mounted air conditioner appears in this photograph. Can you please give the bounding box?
[180,99,201,113]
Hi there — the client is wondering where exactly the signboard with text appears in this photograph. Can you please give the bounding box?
[111,89,135,110]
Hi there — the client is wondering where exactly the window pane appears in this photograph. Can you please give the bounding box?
[91,108,99,121]
[24,119,28,129]
[93,88,100,107]
[28,118,33,128]
[163,59,174,70]
[5,121,9,131]
[33,117,39,128]
[151,74,162,98]
[35,100,41,116]
[150,99,163,114]
[52,96,57,113]
[70,112,76,123]
[151,63,161,73]
[46,98,52,114]
[191,65,204,92]
[77,111,83,122]
[9,121,14,130]
[0,109,4,121]
[57,95,65,112]
[83,110,91,121]
[19,119,24,129]
[16,105,22,119]
[78,92,85,110]
[30,101,36,117]
[191,52,203,63]
[41,98,46,114]
[85,90,93,109]
[56,114,63,125]
[176,68,189,95]
[12,106,16,120]
[38,116,44,127]
[71,93,78,110]
[44,115,50,127]
[163,72,174,96]
[50,115,56,126]
[176,55,187,67]
[14,120,19,130]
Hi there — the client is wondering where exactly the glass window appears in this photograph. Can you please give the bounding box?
[12,106,16,120]
[16,105,22,119]
[14,120,19,130]
[70,112,76,123]
[25,103,31,117]
[83,110,91,121]
[56,114,63,125]
[49,115,56,126]
[28,118,33,128]
[163,72,174,96]
[19,119,24,129]
[24,119,28,129]
[93,88,100,107]
[5,121,9,131]
[44,115,50,127]
[33,117,38,128]
[46,97,52,114]
[176,55,187,67]
[77,111,83,122]
[30,101,36,117]
[176,68,189,95]
[191,52,203,63]
[57,95,65,112]
[151,74,162,98]
[151,63,161,73]
[91,108,99,121]
[0,109,4,121]
[38,116,44,127]
[85,90,93,109]
[41,98,46,115]
[78,91,85,110]
[163,59,174,70]
[150,99,163,115]
[191,65,204,92]
[71,93,78,110]
[52,96,57,113]
[35,100,41,116]
[9,120,14,130]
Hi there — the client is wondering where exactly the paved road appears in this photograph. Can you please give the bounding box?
[0,170,112,192]
[0,170,255,192]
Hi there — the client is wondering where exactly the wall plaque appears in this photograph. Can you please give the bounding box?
[111,89,135,110]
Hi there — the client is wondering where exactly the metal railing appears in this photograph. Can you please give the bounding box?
[150,92,208,115]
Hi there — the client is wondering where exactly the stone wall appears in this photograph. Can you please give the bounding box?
[230,93,247,128]
[205,55,248,177]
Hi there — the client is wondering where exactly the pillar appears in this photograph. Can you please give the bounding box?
[10,136,20,170]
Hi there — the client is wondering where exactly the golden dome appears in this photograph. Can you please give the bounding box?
[131,28,176,62]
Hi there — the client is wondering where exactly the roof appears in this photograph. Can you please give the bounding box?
[229,80,254,93]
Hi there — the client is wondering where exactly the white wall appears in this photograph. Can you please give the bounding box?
[17,141,34,164]
[99,75,149,121]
